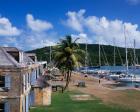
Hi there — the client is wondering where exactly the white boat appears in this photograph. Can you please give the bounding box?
[80,69,96,74]
[109,72,126,80]
[119,75,140,83]
[80,69,110,74]
[135,64,140,69]
[109,74,120,80]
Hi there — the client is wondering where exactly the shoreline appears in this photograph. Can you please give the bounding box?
[70,72,140,112]
[73,71,140,91]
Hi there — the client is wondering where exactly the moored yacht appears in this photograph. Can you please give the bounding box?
[109,71,126,80]
[118,75,140,83]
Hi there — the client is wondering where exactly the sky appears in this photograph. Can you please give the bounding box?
[0,0,140,50]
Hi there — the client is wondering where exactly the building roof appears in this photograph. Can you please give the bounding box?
[47,81,65,87]
[0,47,20,67]
[26,53,36,57]
[32,75,48,88]
[0,47,36,68]
[2,47,19,52]
[23,53,34,63]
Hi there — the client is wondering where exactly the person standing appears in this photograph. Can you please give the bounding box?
[99,79,101,84]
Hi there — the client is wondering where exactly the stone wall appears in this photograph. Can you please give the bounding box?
[43,87,51,106]
[34,88,43,105]
[33,86,52,106]
[0,68,21,97]
[0,63,47,112]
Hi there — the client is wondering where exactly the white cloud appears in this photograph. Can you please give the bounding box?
[71,33,93,44]
[127,0,140,5]
[16,31,59,50]
[2,44,9,47]
[13,14,55,50]
[2,10,140,50]
[63,9,85,32]
[42,39,56,46]
[26,14,53,32]
[0,14,56,50]
[0,17,20,36]
[64,9,140,48]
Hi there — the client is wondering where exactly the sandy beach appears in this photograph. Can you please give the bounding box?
[69,72,140,112]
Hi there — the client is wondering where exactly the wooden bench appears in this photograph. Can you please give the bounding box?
[48,81,65,93]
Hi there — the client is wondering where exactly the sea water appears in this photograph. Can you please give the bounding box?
[81,66,140,87]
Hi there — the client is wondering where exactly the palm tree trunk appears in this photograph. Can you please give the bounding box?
[64,71,67,79]
[69,71,72,81]
[64,70,71,90]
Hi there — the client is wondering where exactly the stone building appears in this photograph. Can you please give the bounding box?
[0,47,50,112]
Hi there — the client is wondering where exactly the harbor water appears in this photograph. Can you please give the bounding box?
[79,66,140,87]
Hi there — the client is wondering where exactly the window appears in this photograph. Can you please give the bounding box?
[0,102,10,112]
[0,76,5,87]
[28,73,30,84]
[0,103,4,112]
[5,75,11,90]
[31,70,36,85]
[36,69,38,79]
[0,75,11,91]
[43,64,46,69]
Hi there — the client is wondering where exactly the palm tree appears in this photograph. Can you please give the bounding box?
[53,35,85,89]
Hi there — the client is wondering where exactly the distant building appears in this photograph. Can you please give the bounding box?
[0,47,51,112]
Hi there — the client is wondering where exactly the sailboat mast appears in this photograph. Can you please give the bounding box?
[124,25,128,74]
[85,40,87,67]
[133,39,136,66]
[85,40,88,74]
[99,42,101,67]
[113,38,116,67]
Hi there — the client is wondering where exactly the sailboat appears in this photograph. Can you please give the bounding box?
[86,43,100,70]
[80,42,101,74]
[129,39,140,69]
[132,39,140,69]
[118,26,140,83]
[109,38,126,80]
[80,41,88,74]
[95,41,110,77]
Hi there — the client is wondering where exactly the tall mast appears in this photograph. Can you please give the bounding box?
[85,40,87,67]
[85,40,88,74]
[113,38,116,67]
[133,39,136,66]
[99,42,101,67]
[124,25,128,74]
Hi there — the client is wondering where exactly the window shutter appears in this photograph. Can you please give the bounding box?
[26,95,29,112]
[31,70,36,85]
[34,70,36,81]
[28,73,30,84]
[37,68,39,76]
[25,74,28,88]
[4,102,10,112]
[5,75,11,89]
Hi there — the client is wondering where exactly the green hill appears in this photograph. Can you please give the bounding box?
[27,44,140,66]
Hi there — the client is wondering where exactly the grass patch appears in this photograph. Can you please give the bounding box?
[30,91,135,112]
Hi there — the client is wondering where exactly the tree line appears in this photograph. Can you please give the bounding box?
[27,43,140,66]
